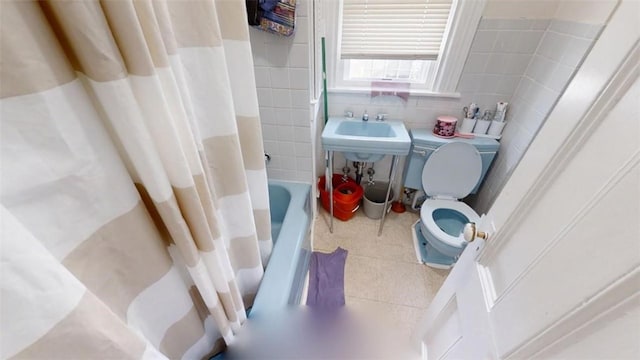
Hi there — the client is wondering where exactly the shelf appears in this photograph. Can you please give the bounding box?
[458,132,502,140]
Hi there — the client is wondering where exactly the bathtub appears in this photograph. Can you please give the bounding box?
[250,180,312,316]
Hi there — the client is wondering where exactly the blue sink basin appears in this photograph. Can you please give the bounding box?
[321,117,411,162]
[335,121,394,137]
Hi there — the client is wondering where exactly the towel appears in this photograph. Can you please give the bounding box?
[306,247,348,308]
[255,0,296,37]
[260,0,280,11]
[371,81,411,102]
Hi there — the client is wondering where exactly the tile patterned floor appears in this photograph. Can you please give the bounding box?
[312,207,450,339]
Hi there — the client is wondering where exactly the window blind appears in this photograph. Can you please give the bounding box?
[340,0,454,60]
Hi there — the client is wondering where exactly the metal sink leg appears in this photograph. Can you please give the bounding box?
[378,155,399,236]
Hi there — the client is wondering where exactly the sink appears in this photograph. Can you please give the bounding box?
[335,121,393,137]
[321,117,411,162]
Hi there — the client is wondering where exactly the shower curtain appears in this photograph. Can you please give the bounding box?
[0,0,271,358]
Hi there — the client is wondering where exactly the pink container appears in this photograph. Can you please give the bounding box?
[433,116,457,138]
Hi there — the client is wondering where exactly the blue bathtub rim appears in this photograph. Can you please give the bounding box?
[250,180,312,317]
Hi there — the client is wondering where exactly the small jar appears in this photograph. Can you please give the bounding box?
[433,116,457,138]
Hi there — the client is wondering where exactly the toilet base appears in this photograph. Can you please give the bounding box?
[411,220,456,270]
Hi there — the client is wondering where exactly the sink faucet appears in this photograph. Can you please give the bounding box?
[375,113,387,121]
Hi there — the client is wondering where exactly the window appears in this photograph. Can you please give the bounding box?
[345,59,432,83]
[322,0,486,94]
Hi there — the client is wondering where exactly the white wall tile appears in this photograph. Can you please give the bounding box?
[583,24,603,40]
[485,53,510,74]
[537,32,564,61]
[474,94,505,111]
[249,27,271,43]
[291,109,311,126]
[549,19,573,34]
[494,31,521,53]
[530,19,551,31]
[499,114,524,144]
[496,75,521,96]
[271,89,292,108]
[254,67,271,87]
[256,88,273,107]
[463,53,490,74]
[289,68,310,89]
[296,0,309,18]
[280,155,297,170]
[457,73,482,92]
[270,169,297,180]
[250,39,269,66]
[504,54,532,74]
[512,76,531,99]
[550,20,596,38]
[293,126,310,142]
[263,140,278,154]
[290,90,310,109]
[479,74,503,91]
[268,155,282,169]
[478,18,503,30]
[276,125,294,141]
[262,124,277,140]
[294,17,309,44]
[547,64,575,92]
[260,107,276,124]
[294,142,312,157]
[266,42,290,66]
[275,108,293,125]
[526,55,554,81]
[288,44,310,68]
[470,31,498,52]
[294,171,312,182]
[533,86,559,111]
[295,157,312,171]
[497,19,533,30]
[519,106,546,135]
[560,38,591,68]
[278,141,296,156]
[516,31,544,54]
[270,67,290,88]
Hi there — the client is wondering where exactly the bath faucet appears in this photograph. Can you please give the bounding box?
[375,113,387,121]
[362,110,369,121]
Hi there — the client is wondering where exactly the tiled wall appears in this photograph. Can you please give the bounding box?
[458,18,548,112]
[249,0,314,183]
[324,17,601,213]
[472,19,602,213]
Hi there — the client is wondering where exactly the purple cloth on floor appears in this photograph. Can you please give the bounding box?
[306,247,348,308]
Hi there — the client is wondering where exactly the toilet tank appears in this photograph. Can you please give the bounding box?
[402,129,499,195]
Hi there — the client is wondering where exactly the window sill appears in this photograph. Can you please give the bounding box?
[327,86,460,99]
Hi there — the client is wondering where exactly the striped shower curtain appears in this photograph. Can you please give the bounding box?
[0,0,271,358]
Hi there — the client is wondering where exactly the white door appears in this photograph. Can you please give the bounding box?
[414,2,640,359]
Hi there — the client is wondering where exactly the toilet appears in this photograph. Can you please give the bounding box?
[402,129,499,268]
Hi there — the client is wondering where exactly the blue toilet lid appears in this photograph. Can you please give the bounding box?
[422,142,482,199]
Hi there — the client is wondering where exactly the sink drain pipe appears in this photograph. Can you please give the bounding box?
[353,161,366,184]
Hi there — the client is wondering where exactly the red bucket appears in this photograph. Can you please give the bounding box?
[318,175,363,221]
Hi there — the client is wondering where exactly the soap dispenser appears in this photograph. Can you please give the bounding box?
[362,110,369,121]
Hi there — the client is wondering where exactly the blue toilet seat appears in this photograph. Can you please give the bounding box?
[420,199,479,249]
